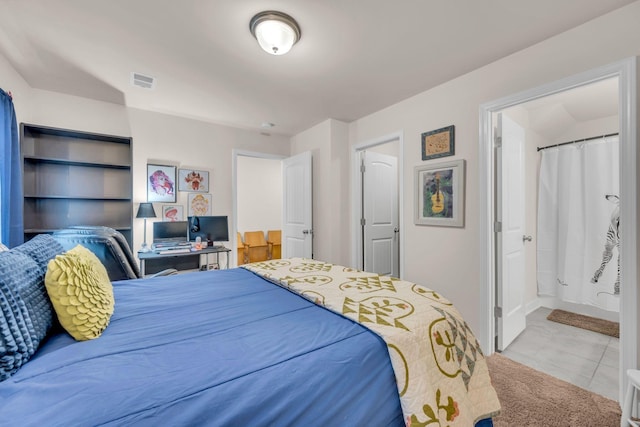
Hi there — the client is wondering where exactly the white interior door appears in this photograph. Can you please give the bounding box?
[497,113,527,351]
[282,151,312,258]
[362,151,399,277]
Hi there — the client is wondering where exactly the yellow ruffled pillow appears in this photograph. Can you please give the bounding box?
[45,245,114,341]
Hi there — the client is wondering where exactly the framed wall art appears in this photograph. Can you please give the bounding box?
[414,159,465,227]
[188,193,212,216]
[421,125,455,161]
[162,205,184,221]
[147,164,176,203]
[178,168,210,193]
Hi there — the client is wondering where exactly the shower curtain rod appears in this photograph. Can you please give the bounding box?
[536,132,619,152]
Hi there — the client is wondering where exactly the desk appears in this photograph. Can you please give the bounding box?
[138,246,231,276]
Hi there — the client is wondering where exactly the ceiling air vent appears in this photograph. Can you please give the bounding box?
[131,72,156,89]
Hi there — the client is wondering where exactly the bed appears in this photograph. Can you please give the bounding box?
[0,236,500,426]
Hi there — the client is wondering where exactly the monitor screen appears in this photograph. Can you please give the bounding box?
[188,216,229,243]
[153,220,188,242]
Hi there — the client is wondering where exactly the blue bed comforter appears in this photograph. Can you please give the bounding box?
[1,267,494,426]
[1,268,406,426]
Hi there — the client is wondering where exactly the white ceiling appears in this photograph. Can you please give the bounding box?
[0,0,634,136]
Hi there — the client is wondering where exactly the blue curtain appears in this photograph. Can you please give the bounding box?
[0,88,23,247]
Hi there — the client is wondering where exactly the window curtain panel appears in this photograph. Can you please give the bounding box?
[0,88,23,247]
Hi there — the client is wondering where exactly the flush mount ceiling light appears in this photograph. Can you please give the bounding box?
[250,10,301,56]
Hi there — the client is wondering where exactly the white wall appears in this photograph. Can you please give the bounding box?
[290,118,350,264]
[525,126,546,307]
[30,89,131,137]
[6,80,291,252]
[551,115,619,146]
[0,52,33,123]
[128,109,290,250]
[237,156,282,236]
[340,2,640,348]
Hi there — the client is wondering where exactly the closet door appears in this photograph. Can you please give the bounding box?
[362,150,399,277]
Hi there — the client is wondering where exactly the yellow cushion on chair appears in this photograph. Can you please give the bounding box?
[45,245,114,341]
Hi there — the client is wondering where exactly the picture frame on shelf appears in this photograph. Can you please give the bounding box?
[147,164,176,203]
[414,159,465,227]
[178,168,210,193]
[162,205,184,221]
[421,125,455,161]
[188,193,212,216]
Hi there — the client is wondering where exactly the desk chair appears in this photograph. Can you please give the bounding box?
[52,226,176,281]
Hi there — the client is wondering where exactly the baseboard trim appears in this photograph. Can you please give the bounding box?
[525,299,542,315]
[528,296,619,323]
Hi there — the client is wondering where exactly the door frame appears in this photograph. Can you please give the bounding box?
[351,131,405,278]
[232,149,285,267]
[479,57,637,402]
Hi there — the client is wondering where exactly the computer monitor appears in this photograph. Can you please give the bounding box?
[153,220,188,243]
[188,216,229,244]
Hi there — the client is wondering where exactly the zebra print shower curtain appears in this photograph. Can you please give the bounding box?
[536,136,620,312]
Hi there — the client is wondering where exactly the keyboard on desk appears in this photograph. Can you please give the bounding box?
[152,241,192,254]
[153,241,191,249]
[157,248,192,255]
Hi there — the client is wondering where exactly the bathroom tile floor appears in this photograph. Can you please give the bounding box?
[500,306,619,401]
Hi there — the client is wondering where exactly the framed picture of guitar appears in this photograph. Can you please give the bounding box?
[414,159,465,227]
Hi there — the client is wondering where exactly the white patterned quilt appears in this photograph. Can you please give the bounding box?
[243,258,501,426]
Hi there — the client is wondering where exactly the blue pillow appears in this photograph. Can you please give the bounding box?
[0,235,63,381]
[0,251,47,380]
[14,234,64,272]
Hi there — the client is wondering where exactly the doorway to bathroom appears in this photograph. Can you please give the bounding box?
[479,58,637,402]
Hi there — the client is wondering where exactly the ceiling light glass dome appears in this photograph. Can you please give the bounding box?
[250,11,301,56]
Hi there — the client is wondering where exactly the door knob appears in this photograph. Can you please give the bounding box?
[523,235,532,242]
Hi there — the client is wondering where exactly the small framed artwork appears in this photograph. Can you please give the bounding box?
[147,164,176,203]
[178,168,209,193]
[188,193,212,216]
[421,125,455,161]
[415,159,465,227]
[162,205,184,221]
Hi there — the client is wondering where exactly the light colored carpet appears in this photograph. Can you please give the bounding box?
[547,309,619,338]
[487,353,621,427]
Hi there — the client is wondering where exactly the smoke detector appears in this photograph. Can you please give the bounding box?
[131,72,156,89]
